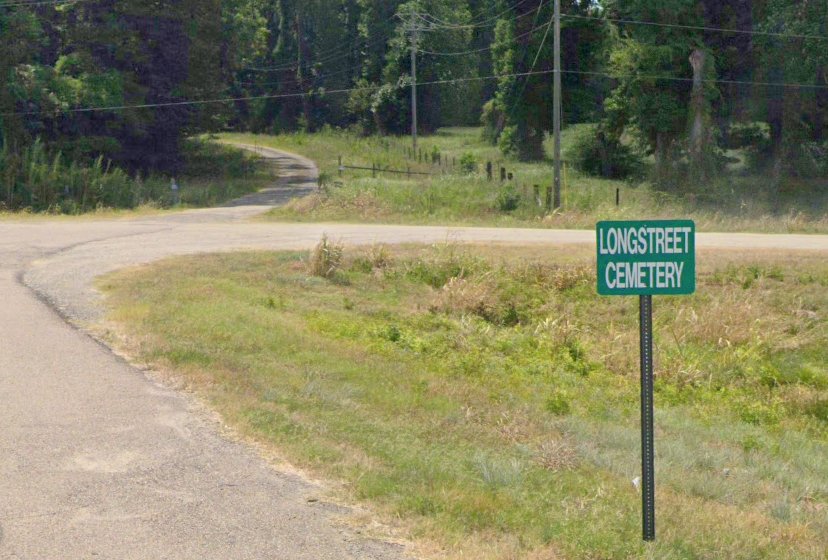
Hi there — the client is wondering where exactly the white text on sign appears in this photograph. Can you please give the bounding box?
[596,220,696,296]
[598,226,693,256]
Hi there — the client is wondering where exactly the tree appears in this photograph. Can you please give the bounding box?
[754,0,828,178]
[9,0,229,172]
[603,0,717,184]
[381,0,477,133]
[0,6,42,150]
[486,0,607,160]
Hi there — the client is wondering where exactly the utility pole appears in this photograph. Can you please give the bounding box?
[551,0,562,210]
[410,13,419,153]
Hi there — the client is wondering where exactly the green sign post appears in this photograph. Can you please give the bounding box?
[596,220,696,542]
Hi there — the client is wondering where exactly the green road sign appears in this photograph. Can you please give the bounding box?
[597,220,696,296]
[596,219,696,541]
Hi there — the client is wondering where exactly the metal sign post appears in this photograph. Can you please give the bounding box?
[596,220,696,542]
[639,294,655,541]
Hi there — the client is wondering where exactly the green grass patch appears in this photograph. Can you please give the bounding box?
[99,245,828,559]
[218,127,828,233]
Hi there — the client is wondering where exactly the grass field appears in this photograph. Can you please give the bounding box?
[218,128,828,233]
[99,242,828,559]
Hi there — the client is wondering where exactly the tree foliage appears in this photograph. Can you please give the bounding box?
[0,0,826,186]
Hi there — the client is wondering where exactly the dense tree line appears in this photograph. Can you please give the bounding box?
[1,0,827,184]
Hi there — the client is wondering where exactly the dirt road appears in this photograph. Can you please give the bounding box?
[2,145,826,558]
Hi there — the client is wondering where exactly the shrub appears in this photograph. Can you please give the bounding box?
[497,125,520,158]
[345,79,377,135]
[480,99,504,145]
[566,124,643,179]
[367,243,393,269]
[308,235,344,279]
[545,390,572,415]
[371,78,410,135]
[430,145,441,163]
[804,398,828,423]
[495,185,521,212]
[459,152,477,174]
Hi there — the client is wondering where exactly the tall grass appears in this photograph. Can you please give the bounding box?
[0,139,263,214]
[0,140,135,212]
[221,128,828,233]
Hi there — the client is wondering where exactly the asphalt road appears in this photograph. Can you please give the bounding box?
[2,145,826,559]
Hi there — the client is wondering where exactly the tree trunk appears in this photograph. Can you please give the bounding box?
[815,65,827,142]
[689,50,705,151]
[655,132,667,184]
[767,56,785,178]
[295,12,312,131]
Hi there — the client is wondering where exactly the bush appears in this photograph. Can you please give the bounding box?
[566,124,643,179]
[0,140,136,211]
[545,390,571,415]
[480,99,504,145]
[371,78,410,136]
[497,125,520,158]
[495,185,521,212]
[459,152,477,174]
[307,235,344,279]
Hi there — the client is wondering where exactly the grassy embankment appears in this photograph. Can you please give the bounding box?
[0,139,268,216]
[100,242,828,559]
[219,127,828,233]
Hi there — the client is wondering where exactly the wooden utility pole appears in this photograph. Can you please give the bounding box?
[410,14,419,153]
[552,0,562,210]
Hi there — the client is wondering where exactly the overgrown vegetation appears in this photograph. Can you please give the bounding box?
[221,128,828,233]
[307,235,344,279]
[0,139,263,214]
[100,243,828,559]
[3,2,825,214]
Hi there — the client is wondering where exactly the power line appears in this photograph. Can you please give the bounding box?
[564,69,828,90]
[3,69,559,117]
[419,19,550,56]
[240,64,357,88]
[243,32,388,73]
[8,54,828,118]
[0,0,85,6]
[247,3,548,76]
[417,0,536,30]
[562,12,828,42]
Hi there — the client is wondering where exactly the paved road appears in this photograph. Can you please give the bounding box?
[2,145,827,559]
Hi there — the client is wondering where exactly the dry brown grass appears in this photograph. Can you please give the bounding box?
[307,234,344,279]
[535,439,579,472]
[430,275,498,318]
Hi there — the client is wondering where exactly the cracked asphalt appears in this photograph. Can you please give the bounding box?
[1,144,826,558]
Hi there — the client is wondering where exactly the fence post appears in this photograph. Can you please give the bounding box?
[486,161,493,181]
[338,156,342,178]
[372,163,376,178]
[507,172,513,181]
[500,167,506,182]
[407,166,411,179]
[616,187,620,207]
[545,184,552,210]
[534,185,541,207]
